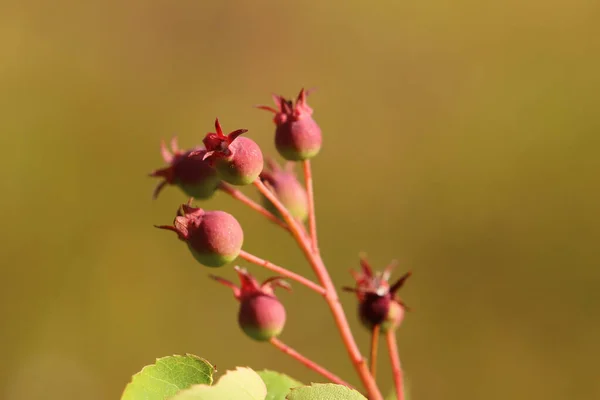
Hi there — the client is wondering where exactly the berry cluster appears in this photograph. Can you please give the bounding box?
[149,89,410,400]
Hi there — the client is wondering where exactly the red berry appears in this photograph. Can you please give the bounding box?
[344,255,411,333]
[259,159,308,221]
[198,119,264,186]
[156,204,243,267]
[211,267,289,341]
[359,293,406,333]
[258,89,322,161]
[149,138,220,200]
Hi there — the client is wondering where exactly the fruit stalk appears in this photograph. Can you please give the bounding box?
[386,330,405,400]
[303,160,319,253]
[238,250,326,296]
[269,337,352,387]
[218,182,289,231]
[370,324,380,378]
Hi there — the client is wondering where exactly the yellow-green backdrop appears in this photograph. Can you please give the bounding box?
[1,1,598,399]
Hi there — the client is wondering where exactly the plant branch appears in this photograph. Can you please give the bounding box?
[253,179,383,400]
[269,337,352,387]
[303,160,319,253]
[370,324,380,379]
[238,250,326,296]
[219,182,289,231]
[386,330,404,400]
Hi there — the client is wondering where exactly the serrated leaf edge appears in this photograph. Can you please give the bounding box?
[121,353,216,397]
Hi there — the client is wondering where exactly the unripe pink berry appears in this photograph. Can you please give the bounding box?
[198,119,264,186]
[156,204,243,267]
[259,159,308,222]
[213,137,263,186]
[149,138,220,200]
[258,89,322,161]
[238,294,286,341]
[344,256,411,333]
[211,267,289,341]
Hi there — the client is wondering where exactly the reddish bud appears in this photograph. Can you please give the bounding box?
[258,88,322,161]
[211,266,289,341]
[197,118,263,186]
[156,204,243,267]
[259,159,309,221]
[344,255,411,333]
[149,137,220,200]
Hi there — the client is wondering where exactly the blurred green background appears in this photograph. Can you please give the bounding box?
[1,0,599,399]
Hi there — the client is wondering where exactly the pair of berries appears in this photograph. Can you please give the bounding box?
[154,156,310,269]
[198,87,323,187]
[155,204,283,341]
[157,204,409,341]
[208,257,410,342]
[151,118,263,198]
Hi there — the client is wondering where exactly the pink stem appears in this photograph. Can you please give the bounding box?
[303,160,319,253]
[370,324,380,379]
[386,331,405,400]
[253,179,382,400]
[238,250,326,296]
[218,182,289,231]
[269,337,352,388]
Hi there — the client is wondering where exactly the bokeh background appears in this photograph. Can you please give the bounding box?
[1,0,599,399]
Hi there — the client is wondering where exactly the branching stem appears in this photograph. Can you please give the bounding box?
[253,179,383,400]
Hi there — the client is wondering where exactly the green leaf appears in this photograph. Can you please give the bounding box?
[171,367,267,400]
[121,354,215,400]
[257,370,303,400]
[286,383,367,400]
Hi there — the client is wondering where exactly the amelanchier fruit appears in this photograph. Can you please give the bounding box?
[211,266,289,341]
[197,118,264,186]
[259,158,309,222]
[344,256,411,333]
[156,204,243,268]
[149,137,220,200]
[258,88,322,161]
